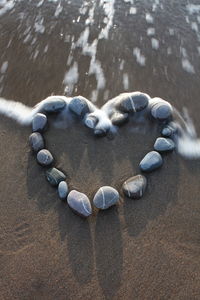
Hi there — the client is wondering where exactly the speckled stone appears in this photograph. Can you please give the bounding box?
[46,167,66,186]
[93,186,119,210]
[32,113,47,132]
[154,137,175,152]
[122,175,147,199]
[67,190,92,217]
[43,98,66,113]
[116,92,149,113]
[68,96,90,118]
[139,151,163,172]
[37,149,54,166]
[111,111,129,126]
[29,132,44,152]
[58,181,69,199]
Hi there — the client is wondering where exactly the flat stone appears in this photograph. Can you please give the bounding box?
[93,186,119,210]
[111,111,129,126]
[68,96,90,118]
[43,98,66,113]
[46,167,66,186]
[154,137,175,152]
[32,113,47,132]
[150,98,172,121]
[37,149,53,166]
[122,175,147,199]
[116,92,149,113]
[139,151,163,172]
[67,190,92,217]
[29,132,44,152]
[84,115,98,129]
[58,181,69,199]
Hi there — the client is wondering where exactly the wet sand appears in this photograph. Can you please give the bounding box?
[1,0,200,299]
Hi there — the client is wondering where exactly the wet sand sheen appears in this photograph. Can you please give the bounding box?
[1,0,200,299]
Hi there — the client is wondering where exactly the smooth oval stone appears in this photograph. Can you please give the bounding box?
[154,137,175,152]
[150,98,172,121]
[84,115,98,129]
[58,181,69,199]
[116,92,149,113]
[32,113,47,132]
[162,127,172,137]
[111,111,129,126]
[46,167,66,186]
[29,132,44,152]
[68,96,90,118]
[122,175,147,199]
[139,151,163,172]
[43,98,66,113]
[67,190,92,217]
[37,149,54,166]
[93,186,119,210]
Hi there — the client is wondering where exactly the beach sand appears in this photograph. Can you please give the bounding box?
[0,0,200,299]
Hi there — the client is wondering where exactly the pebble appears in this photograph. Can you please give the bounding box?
[37,149,54,166]
[162,127,172,137]
[84,115,98,129]
[93,186,119,210]
[122,175,147,199]
[67,190,92,217]
[46,167,66,186]
[29,132,44,152]
[150,98,172,121]
[32,113,47,132]
[116,92,149,113]
[94,128,108,137]
[154,137,175,152]
[162,122,179,137]
[111,111,129,126]
[43,98,66,113]
[58,181,69,199]
[139,151,163,172]
[68,96,90,118]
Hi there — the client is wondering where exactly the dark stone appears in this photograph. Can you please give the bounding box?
[139,151,163,172]
[46,167,66,186]
[67,190,92,217]
[94,128,108,137]
[84,115,98,129]
[122,175,147,199]
[29,132,44,152]
[32,113,47,132]
[43,98,66,113]
[111,111,129,126]
[58,181,69,199]
[93,186,119,209]
[116,92,149,113]
[154,137,175,152]
[37,149,54,166]
[68,96,90,118]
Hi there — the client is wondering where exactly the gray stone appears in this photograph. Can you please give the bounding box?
[58,181,69,199]
[29,132,44,152]
[46,167,66,186]
[150,98,172,121]
[93,186,119,210]
[37,149,54,166]
[116,92,149,113]
[84,115,98,129]
[139,151,163,172]
[32,113,47,132]
[94,128,108,137]
[43,98,66,113]
[161,127,172,137]
[154,137,175,152]
[122,175,147,199]
[68,96,90,118]
[111,111,129,126]
[67,190,92,217]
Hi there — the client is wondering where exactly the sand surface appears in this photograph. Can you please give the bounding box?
[0,1,200,299]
